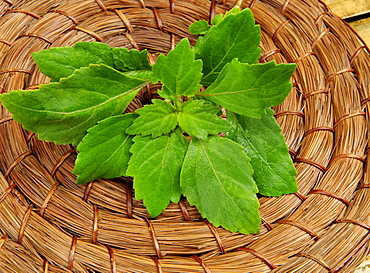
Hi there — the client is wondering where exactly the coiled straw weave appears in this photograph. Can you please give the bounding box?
[0,0,369,272]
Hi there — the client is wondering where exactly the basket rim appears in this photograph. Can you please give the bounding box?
[0,0,369,272]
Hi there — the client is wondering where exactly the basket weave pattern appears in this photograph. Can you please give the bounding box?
[0,0,369,272]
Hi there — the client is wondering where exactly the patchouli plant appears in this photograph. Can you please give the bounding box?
[0,8,298,234]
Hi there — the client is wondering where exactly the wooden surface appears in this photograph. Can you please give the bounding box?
[324,0,370,18]
[325,0,370,46]
[349,17,370,46]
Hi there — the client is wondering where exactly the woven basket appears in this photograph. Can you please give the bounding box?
[0,0,369,272]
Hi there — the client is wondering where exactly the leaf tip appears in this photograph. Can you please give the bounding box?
[74,175,91,185]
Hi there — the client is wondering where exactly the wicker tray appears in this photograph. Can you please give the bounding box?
[0,0,369,272]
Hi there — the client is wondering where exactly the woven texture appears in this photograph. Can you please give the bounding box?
[0,0,369,272]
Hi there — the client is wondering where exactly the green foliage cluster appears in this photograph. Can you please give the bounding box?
[0,8,298,234]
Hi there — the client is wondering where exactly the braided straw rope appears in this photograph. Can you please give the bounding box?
[0,0,369,272]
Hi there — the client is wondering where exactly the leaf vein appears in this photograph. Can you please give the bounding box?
[199,139,247,220]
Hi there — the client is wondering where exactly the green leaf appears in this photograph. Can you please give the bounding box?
[189,20,211,35]
[73,113,137,184]
[224,7,243,17]
[126,99,178,137]
[32,42,114,82]
[123,70,158,82]
[177,99,231,139]
[32,42,151,82]
[0,64,148,145]
[210,8,242,28]
[112,47,151,72]
[152,38,203,100]
[193,8,261,86]
[227,109,297,196]
[199,60,296,118]
[211,14,224,26]
[127,129,188,217]
[180,136,260,234]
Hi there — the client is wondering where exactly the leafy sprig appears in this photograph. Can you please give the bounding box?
[0,8,298,234]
